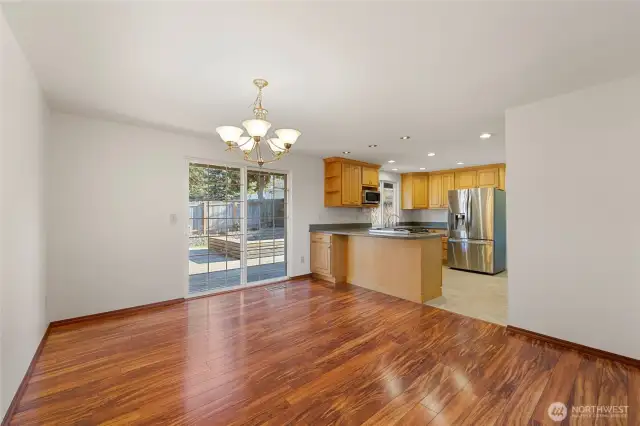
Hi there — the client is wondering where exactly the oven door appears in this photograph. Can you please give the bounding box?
[363,191,380,204]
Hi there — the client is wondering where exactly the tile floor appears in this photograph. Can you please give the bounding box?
[425,266,508,325]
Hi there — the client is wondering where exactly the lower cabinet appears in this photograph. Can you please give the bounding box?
[310,239,331,276]
[442,237,448,263]
[310,233,347,284]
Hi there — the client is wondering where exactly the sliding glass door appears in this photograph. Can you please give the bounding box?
[187,162,287,295]
[246,169,287,283]
[188,163,244,294]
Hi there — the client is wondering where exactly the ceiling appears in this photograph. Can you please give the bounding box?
[4,1,640,172]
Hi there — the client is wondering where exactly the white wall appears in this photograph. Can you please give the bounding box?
[506,74,640,359]
[0,9,48,417]
[46,112,367,321]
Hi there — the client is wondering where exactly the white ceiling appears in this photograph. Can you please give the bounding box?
[4,1,640,172]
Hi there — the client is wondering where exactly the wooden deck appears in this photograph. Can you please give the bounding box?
[7,279,639,425]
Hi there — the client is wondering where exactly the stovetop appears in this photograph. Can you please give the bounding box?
[368,226,435,235]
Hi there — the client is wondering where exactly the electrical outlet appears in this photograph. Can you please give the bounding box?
[300,256,305,264]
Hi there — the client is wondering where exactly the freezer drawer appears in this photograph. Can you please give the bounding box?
[448,239,497,274]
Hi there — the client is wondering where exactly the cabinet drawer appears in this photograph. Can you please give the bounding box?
[311,233,331,243]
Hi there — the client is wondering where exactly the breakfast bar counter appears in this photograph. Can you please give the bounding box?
[309,227,443,304]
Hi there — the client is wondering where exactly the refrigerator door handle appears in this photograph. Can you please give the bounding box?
[466,190,471,234]
[448,238,493,244]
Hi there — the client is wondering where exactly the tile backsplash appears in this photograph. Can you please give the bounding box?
[405,209,448,223]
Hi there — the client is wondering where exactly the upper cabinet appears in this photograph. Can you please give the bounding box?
[362,166,379,187]
[428,174,442,209]
[402,163,505,210]
[428,172,454,209]
[341,162,362,206]
[477,167,500,188]
[324,157,380,207]
[455,170,478,189]
[498,166,506,191]
[401,173,429,209]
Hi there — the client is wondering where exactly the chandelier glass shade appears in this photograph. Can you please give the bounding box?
[215,79,301,166]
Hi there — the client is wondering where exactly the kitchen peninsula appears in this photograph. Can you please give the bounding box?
[309,227,443,304]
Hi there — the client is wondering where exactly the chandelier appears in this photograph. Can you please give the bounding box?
[215,79,301,167]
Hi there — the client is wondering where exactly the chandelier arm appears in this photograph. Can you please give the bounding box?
[244,138,258,160]
[256,153,287,165]
[265,138,279,157]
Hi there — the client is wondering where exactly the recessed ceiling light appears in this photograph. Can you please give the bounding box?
[480,133,492,139]
[368,144,378,148]
[419,167,426,170]
[391,168,398,171]
[457,162,465,165]
[388,160,396,163]
[400,136,411,140]
[427,152,436,157]
[342,151,351,154]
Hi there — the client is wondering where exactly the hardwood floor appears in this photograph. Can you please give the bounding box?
[7,279,638,425]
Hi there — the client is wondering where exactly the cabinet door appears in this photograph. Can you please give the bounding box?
[341,163,352,205]
[351,165,362,205]
[428,174,442,209]
[362,167,378,187]
[413,175,428,208]
[401,174,413,209]
[441,173,455,208]
[477,168,499,188]
[498,166,506,191]
[311,241,331,275]
[455,171,477,189]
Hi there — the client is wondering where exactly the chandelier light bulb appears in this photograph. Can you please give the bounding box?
[268,138,286,153]
[242,119,271,138]
[275,129,301,146]
[237,137,253,152]
[216,126,243,143]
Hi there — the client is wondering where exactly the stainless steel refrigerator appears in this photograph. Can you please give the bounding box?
[447,188,506,274]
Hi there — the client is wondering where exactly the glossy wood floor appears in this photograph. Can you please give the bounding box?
[9,280,639,425]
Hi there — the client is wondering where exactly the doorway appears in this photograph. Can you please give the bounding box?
[187,162,288,296]
[371,180,400,227]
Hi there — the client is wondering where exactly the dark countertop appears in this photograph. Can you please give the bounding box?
[311,228,443,240]
[309,223,448,238]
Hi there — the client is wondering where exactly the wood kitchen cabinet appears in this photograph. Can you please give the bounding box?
[401,173,429,209]
[498,166,506,190]
[477,167,500,188]
[428,174,442,209]
[428,172,454,209]
[402,163,505,209]
[455,170,478,189]
[341,162,362,206]
[324,157,380,207]
[362,166,379,187]
[310,233,346,285]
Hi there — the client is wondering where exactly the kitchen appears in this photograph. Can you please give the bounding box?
[310,155,508,325]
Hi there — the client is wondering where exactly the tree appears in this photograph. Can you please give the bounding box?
[189,164,241,201]
[189,164,273,201]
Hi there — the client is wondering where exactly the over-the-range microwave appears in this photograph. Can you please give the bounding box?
[362,189,381,205]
